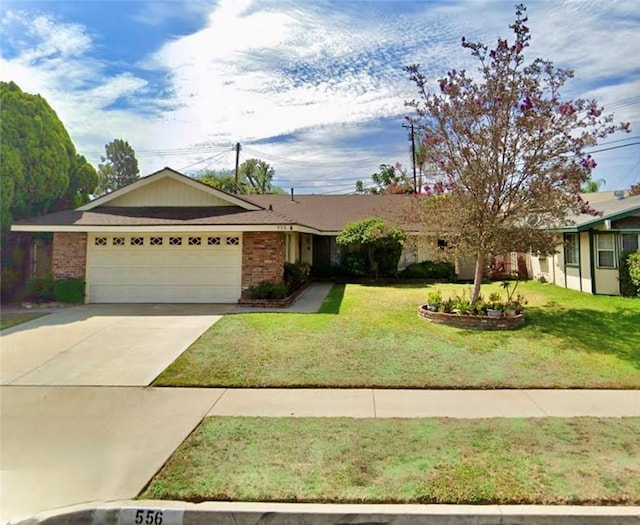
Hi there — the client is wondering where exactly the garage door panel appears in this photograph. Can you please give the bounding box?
[87,234,242,303]
[90,269,240,286]
[90,284,240,303]
[94,251,240,268]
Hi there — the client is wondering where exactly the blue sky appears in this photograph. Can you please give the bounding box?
[1,0,639,194]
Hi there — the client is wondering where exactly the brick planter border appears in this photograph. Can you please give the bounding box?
[418,305,526,330]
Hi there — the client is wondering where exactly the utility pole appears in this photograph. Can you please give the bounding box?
[402,123,417,193]
[234,142,241,194]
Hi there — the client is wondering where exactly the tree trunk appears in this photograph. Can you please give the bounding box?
[471,250,485,303]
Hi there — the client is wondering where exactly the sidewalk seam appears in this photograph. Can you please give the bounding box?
[207,388,229,416]
[522,391,550,416]
[372,389,377,418]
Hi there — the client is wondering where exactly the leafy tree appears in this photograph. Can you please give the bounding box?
[0,81,97,226]
[238,158,283,194]
[355,164,413,194]
[96,139,140,194]
[197,161,283,195]
[404,4,630,302]
[581,178,606,192]
[336,217,407,277]
[197,170,238,193]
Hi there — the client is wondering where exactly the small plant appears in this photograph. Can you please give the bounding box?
[25,275,55,302]
[427,290,443,306]
[247,281,287,300]
[437,297,455,313]
[284,261,310,295]
[501,271,526,310]
[53,278,85,303]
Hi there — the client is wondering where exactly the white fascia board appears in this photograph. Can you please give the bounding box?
[13,224,303,233]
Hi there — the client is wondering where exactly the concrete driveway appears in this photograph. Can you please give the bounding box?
[1,304,231,523]
[1,304,230,386]
[1,385,225,523]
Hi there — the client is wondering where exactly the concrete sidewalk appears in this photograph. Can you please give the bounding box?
[207,387,640,418]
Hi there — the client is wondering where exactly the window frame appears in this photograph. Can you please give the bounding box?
[621,233,639,252]
[596,234,617,269]
[563,233,579,267]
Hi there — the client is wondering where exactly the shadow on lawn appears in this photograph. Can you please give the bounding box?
[526,305,640,368]
[318,283,346,314]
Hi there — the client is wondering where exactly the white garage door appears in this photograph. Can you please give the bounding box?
[86,233,242,303]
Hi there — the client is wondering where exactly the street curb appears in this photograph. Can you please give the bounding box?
[8,501,640,525]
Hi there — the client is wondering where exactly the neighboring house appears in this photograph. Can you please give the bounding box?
[528,191,640,295]
[11,167,453,303]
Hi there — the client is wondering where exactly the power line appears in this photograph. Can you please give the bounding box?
[585,142,640,154]
[241,145,373,169]
[177,149,233,172]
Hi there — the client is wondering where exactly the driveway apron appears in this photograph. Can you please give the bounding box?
[1,386,224,523]
[1,304,229,386]
[0,304,229,523]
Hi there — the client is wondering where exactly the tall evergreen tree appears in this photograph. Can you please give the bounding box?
[0,81,97,226]
[96,139,140,194]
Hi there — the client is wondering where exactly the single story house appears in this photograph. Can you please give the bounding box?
[528,190,640,295]
[11,167,456,303]
[13,167,637,302]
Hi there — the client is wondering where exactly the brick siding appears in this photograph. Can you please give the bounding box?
[52,232,87,280]
[241,231,285,297]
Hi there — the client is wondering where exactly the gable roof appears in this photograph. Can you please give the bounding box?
[559,192,640,232]
[245,194,410,233]
[79,167,262,211]
[12,167,416,233]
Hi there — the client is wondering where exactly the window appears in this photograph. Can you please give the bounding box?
[169,236,182,246]
[94,237,107,246]
[113,237,125,246]
[188,236,201,246]
[596,234,616,268]
[131,237,144,246]
[150,237,163,246]
[226,236,239,246]
[564,233,579,266]
[208,236,221,246]
[622,233,639,252]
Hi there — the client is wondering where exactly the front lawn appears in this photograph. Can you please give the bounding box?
[140,416,640,505]
[0,311,48,330]
[154,282,640,388]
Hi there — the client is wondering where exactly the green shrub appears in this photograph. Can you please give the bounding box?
[619,250,640,297]
[399,260,455,281]
[25,275,55,302]
[284,261,310,295]
[373,243,403,277]
[336,217,406,278]
[247,281,287,300]
[53,278,85,303]
[340,252,368,277]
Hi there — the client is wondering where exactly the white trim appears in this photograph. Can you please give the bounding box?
[13,224,301,233]
[79,168,263,211]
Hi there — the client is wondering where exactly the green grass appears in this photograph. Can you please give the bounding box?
[154,282,640,388]
[141,416,640,505]
[0,311,48,330]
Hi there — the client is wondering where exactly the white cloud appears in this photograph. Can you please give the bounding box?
[1,0,638,191]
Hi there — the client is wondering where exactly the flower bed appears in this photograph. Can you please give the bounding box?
[418,305,526,330]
